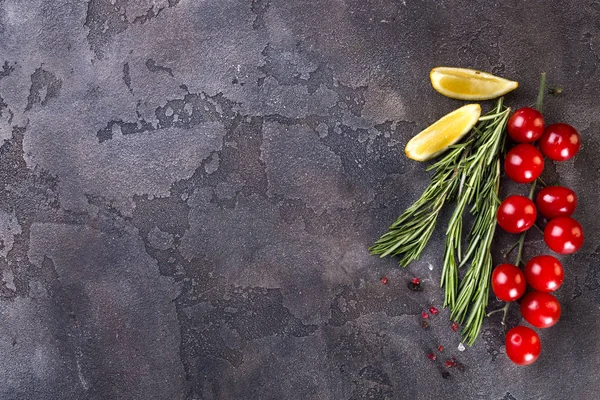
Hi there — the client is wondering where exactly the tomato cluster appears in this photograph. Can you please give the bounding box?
[492,107,583,366]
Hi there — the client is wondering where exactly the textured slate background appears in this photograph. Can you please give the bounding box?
[0,0,599,399]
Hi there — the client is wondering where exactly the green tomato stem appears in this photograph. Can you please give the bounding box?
[536,72,547,113]
[514,180,537,268]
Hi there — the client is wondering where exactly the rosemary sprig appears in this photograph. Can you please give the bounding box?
[370,98,509,345]
[369,142,470,266]
[441,102,509,345]
[451,159,501,344]
[442,102,508,310]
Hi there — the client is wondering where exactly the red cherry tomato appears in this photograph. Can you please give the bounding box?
[544,217,584,254]
[524,255,564,292]
[535,186,577,219]
[491,264,526,302]
[507,107,545,143]
[520,291,561,328]
[538,123,581,161]
[505,326,541,366]
[504,144,544,183]
[496,195,537,234]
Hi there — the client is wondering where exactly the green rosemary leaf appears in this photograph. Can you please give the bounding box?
[369,137,470,266]
[442,103,508,316]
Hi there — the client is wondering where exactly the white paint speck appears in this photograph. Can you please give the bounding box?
[76,357,89,391]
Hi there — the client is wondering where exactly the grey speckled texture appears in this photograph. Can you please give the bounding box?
[0,0,599,399]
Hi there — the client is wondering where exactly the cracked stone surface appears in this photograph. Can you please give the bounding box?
[0,1,599,399]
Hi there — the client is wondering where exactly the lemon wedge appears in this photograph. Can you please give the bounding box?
[405,104,481,161]
[430,67,518,100]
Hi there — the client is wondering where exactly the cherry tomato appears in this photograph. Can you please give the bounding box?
[507,107,545,143]
[491,264,526,302]
[535,186,577,219]
[504,144,544,183]
[505,326,541,366]
[524,255,564,292]
[496,195,537,234]
[538,123,581,161]
[544,217,584,254]
[520,291,561,328]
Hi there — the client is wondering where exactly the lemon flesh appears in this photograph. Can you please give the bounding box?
[405,104,481,161]
[431,67,518,100]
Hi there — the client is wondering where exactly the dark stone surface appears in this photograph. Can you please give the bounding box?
[0,0,598,399]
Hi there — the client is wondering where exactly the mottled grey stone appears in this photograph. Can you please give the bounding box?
[27,222,185,399]
[0,209,21,258]
[0,0,599,399]
[147,225,175,251]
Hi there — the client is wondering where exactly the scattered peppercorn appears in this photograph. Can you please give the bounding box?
[429,306,439,315]
[437,345,444,352]
[441,370,451,379]
[380,276,388,285]
[408,278,423,292]
[451,322,459,332]
[421,320,429,329]
[445,357,465,372]
[421,311,429,319]
[427,353,436,361]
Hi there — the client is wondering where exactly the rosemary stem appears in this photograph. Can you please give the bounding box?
[374,99,510,345]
